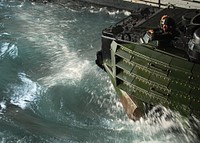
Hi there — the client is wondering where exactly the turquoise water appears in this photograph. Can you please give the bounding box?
[0,0,199,142]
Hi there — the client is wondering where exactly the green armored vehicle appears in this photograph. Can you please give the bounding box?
[96,6,200,120]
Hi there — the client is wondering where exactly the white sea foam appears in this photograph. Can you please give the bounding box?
[107,10,120,15]
[40,57,90,87]
[101,105,199,143]
[0,32,11,36]
[9,73,41,109]
[0,101,6,110]
[89,6,103,13]
[123,10,132,16]
[88,5,131,16]
[0,100,6,115]
[0,42,18,59]
[37,34,90,87]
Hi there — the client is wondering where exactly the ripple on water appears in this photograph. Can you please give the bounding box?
[8,73,42,109]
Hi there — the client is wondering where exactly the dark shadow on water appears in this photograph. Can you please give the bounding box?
[1,103,91,141]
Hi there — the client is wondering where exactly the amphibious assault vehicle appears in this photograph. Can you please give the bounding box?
[96,6,200,120]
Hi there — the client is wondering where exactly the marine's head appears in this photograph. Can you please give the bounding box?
[160,15,176,32]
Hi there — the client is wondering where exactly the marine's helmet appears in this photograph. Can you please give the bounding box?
[160,15,176,32]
